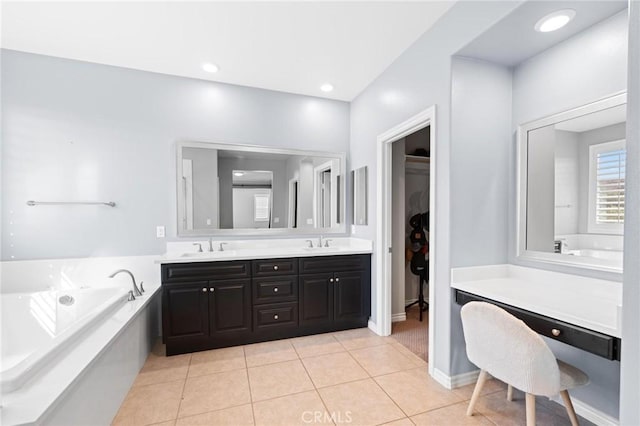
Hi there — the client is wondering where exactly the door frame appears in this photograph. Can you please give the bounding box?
[375,105,436,376]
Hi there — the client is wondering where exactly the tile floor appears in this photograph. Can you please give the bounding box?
[112,328,593,426]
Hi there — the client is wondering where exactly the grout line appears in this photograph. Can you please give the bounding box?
[173,355,192,421]
[242,346,258,425]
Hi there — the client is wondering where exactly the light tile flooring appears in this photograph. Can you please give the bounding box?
[113,328,593,426]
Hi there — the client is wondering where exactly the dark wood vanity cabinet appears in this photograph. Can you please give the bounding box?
[161,254,371,355]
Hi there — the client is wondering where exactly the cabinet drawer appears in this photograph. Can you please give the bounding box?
[254,302,298,330]
[252,259,298,277]
[162,261,250,283]
[253,275,298,305]
[299,255,369,274]
[455,290,619,360]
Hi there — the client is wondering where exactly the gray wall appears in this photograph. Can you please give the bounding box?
[620,2,640,423]
[510,10,628,418]
[1,49,350,260]
[349,0,523,377]
[232,188,271,229]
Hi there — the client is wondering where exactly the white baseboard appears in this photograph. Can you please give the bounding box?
[432,368,479,390]
[391,313,406,322]
[368,320,381,335]
[405,298,418,305]
[433,368,618,426]
[549,394,619,426]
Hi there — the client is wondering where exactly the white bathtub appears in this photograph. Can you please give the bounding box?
[0,286,129,393]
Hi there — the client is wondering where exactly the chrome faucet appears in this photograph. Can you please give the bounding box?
[109,269,144,297]
[193,242,203,252]
[208,238,214,252]
[305,239,314,248]
[219,242,229,251]
[324,239,332,248]
[318,235,324,248]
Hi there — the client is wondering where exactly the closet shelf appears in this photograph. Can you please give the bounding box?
[405,154,430,164]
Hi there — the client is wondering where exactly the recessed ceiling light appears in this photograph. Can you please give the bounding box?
[233,171,245,177]
[320,83,334,93]
[535,9,576,33]
[202,63,219,73]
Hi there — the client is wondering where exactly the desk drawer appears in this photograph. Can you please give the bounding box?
[253,259,298,277]
[254,302,298,330]
[253,275,298,304]
[299,255,369,274]
[455,290,619,360]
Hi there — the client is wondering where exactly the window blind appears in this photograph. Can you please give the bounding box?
[596,148,625,224]
[254,194,270,222]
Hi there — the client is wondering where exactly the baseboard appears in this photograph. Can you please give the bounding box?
[391,313,406,322]
[405,298,418,305]
[433,368,618,426]
[367,320,381,335]
[549,394,619,426]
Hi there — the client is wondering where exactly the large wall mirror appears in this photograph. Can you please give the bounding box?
[517,92,626,273]
[177,142,346,236]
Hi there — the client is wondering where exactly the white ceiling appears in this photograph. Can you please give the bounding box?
[457,0,627,67]
[1,1,455,101]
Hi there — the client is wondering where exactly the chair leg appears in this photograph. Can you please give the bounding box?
[560,390,579,426]
[507,384,513,401]
[467,370,488,416]
[525,393,536,426]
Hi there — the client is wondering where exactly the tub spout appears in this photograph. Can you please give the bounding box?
[109,269,143,297]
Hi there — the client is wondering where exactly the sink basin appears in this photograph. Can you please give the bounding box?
[179,251,237,259]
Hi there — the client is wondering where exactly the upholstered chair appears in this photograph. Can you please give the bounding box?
[460,301,589,426]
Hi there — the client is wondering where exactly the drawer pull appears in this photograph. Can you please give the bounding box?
[551,328,561,337]
[329,278,334,283]
[273,265,279,271]
[273,287,279,293]
[335,277,340,282]
[201,288,207,292]
[274,314,279,320]
[210,288,215,292]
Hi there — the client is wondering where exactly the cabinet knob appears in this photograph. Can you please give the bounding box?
[273,287,279,293]
[329,278,334,283]
[273,265,279,271]
[274,314,279,320]
[202,288,207,292]
[551,328,561,337]
[210,288,215,292]
[335,277,340,282]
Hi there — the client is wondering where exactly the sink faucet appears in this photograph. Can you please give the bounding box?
[324,239,332,248]
[305,239,314,248]
[193,242,203,252]
[219,242,229,251]
[318,235,324,248]
[109,269,144,297]
[208,238,214,252]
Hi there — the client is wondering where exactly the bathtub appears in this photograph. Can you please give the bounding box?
[0,286,129,393]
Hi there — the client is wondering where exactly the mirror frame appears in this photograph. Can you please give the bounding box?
[176,140,347,237]
[516,91,626,273]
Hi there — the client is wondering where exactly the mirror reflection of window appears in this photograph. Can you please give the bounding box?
[231,170,273,229]
[525,103,626,266]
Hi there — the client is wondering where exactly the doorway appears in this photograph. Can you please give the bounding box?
[375,106,436,374]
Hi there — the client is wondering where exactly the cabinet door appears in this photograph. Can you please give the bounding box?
[299,274,334,326]
[333,271,365,323]
[209,279,252,336]
[163,283,209,341]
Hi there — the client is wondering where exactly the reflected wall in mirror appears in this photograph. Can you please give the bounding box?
[352,166,368,225]
[518,93,626,272]
[177,142,346,236]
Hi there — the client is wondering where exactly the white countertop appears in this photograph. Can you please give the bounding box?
[451,264,622,338]
[157,237,373,264]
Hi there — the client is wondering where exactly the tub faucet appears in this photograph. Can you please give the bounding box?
[109,269,144,297]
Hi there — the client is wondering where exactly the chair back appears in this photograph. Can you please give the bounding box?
[460,301,560,396]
